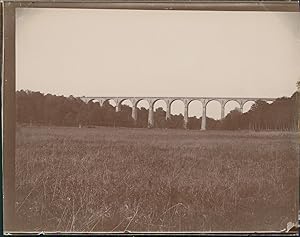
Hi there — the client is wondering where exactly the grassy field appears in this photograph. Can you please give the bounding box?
[15,126,299,232]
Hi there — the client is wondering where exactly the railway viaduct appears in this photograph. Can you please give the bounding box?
[80,96,276,130]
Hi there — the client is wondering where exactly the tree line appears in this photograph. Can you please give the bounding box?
[16,89,299,131]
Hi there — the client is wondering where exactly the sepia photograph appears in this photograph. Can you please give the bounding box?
[2,0,300,234]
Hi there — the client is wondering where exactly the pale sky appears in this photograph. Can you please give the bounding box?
[16,9,300,119]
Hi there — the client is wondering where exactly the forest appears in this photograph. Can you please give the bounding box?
[16,90,299,131]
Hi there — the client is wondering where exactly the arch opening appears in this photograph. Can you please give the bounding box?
[153,99,167,128]
[224,100,241,117]
[243,101,255,113]
[118,99,133,113]
[87,98,99,104]
[188,100,203,119]
[168,99,185,129]
[98,99,117,127]
[206,100,221,120]
[116,99,134,127]
[188,100,203,130]
[103,99,116,107]
[119,99,133,108]
[92,99,101,107]
[90,99,99,103]
[170,99,184,116]
[136,99,150,110]
[153,99,167,112]
[119,99,133,112]
[136,99,150,128]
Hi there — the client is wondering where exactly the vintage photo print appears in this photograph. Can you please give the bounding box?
[2,0,300,234]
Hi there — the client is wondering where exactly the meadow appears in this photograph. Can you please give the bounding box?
[15,126,299,232]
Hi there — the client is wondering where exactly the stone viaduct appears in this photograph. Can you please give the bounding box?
[80,96,276,130]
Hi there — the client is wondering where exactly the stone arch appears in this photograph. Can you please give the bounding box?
[115,98,134,126]
[188,99,203,119]
[92,99,102,107]
[224,100,241,116]
[87,98,97,104]
[134,99,152,128]
[170,99,185,116]
[102,98,117,107]
[118,98,133,108]
[153,99,167,112]
[151,99,168,127]
[85,99,101,110]
[242,100,256,113]
[187,99,203,130]
[205,99,222,120]
[116,98,133,114]
[135,99,150,109]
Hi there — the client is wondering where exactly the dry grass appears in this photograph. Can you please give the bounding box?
[15,126,299,232]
